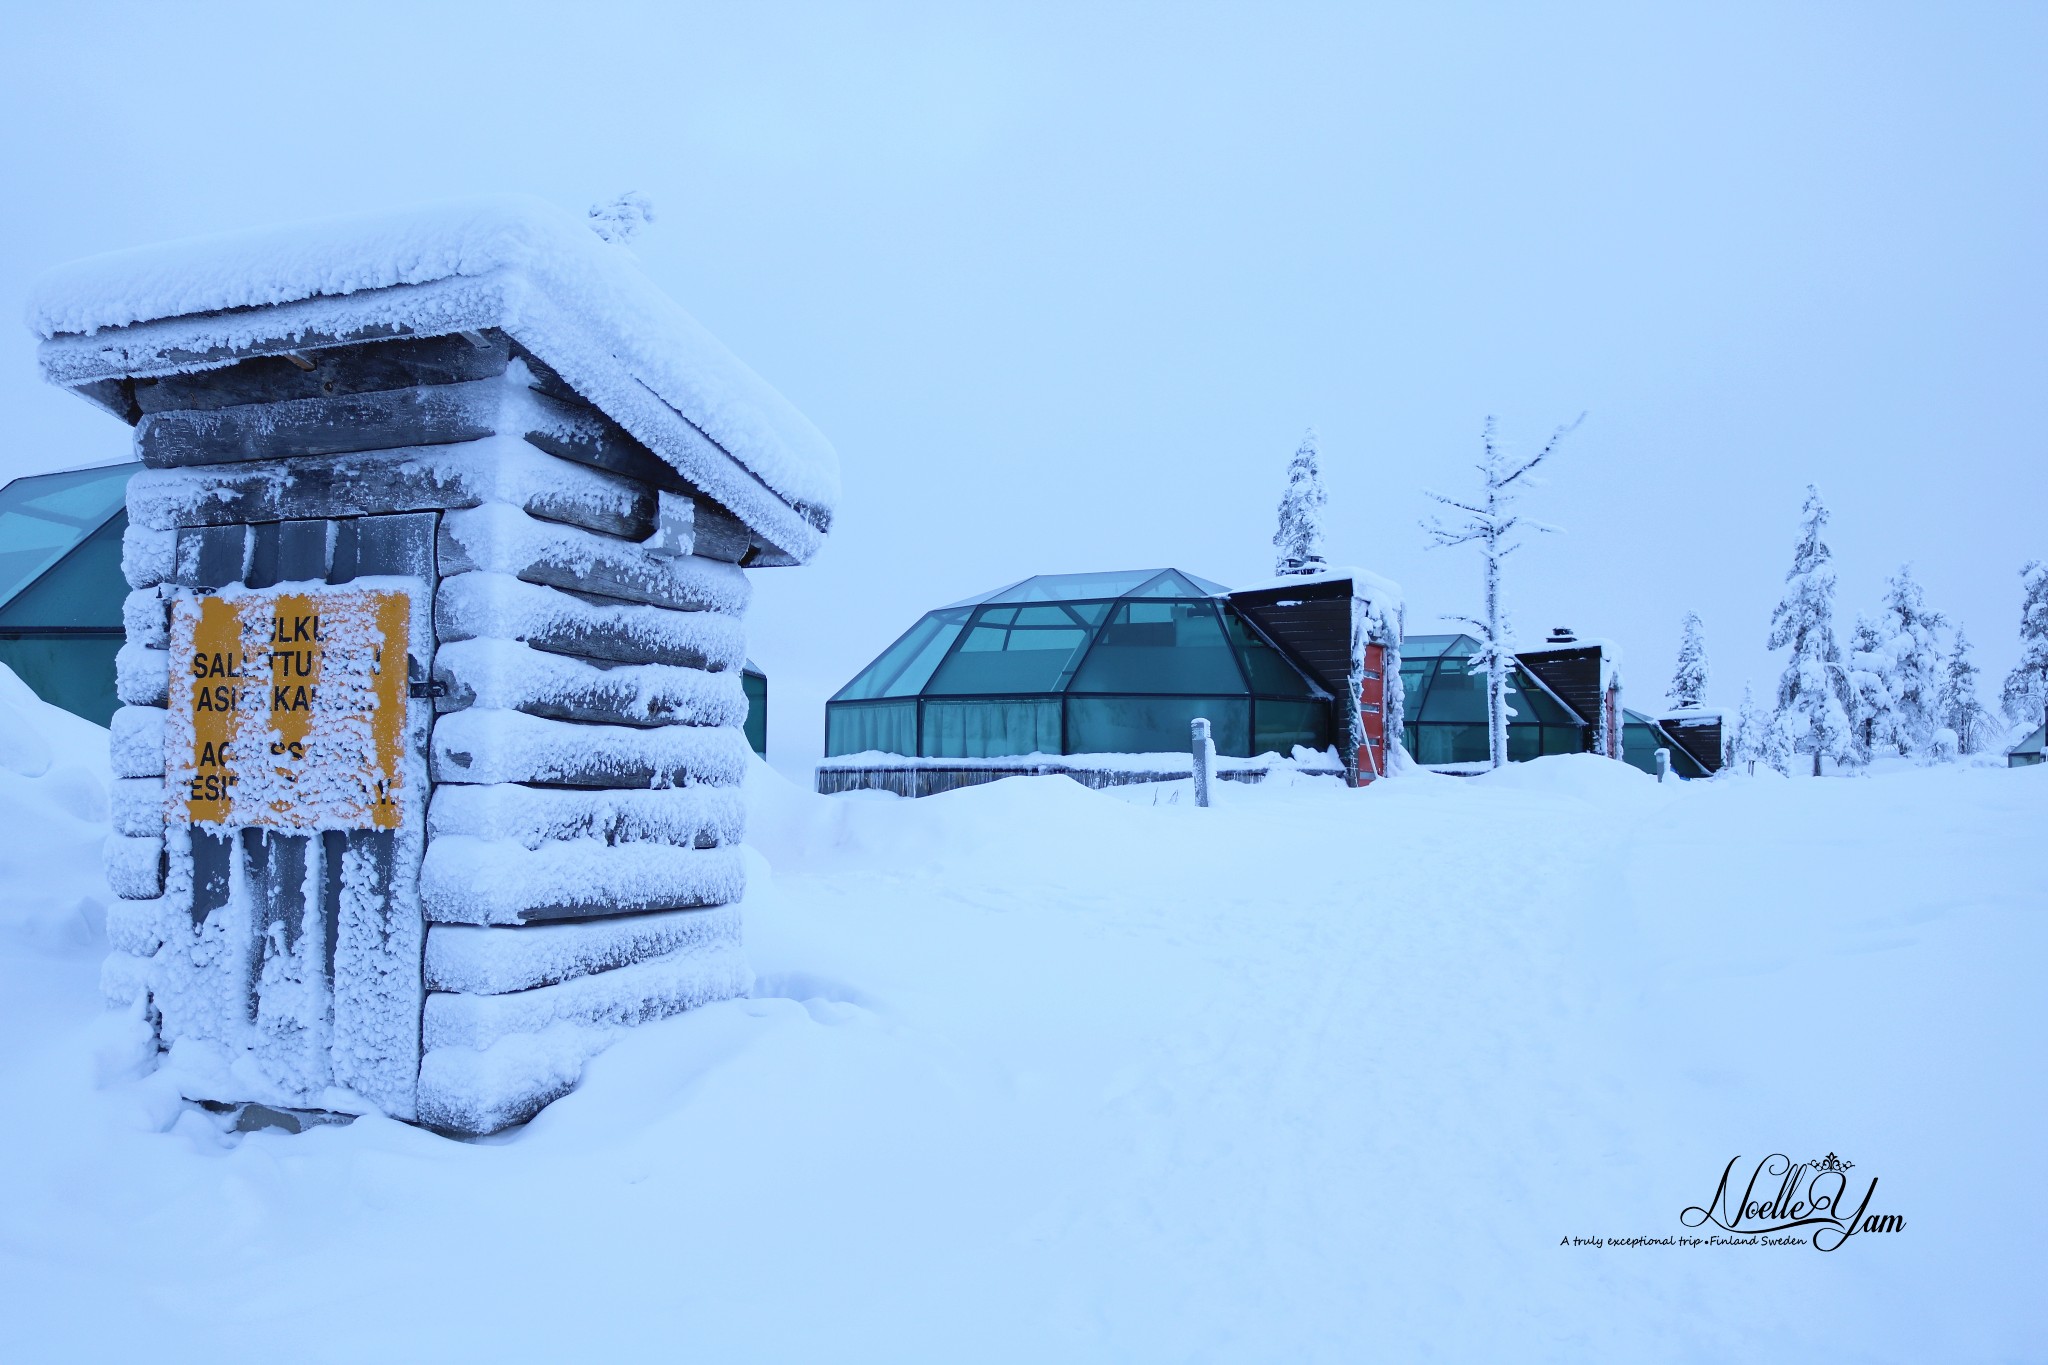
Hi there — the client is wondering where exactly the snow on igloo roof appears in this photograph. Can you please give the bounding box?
[26,196,837,561]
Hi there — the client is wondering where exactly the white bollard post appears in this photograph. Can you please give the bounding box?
[1191,716,1213,808]
[1655,747,1670,784]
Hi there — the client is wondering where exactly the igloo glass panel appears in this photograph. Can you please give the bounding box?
[987,570,1157,602]
[1416,658,1487,722]
[924,608,1092,695]
[1067,696,1249,757]
[1252,699,1330,756]
[825,700,917,756]
[1227,616,1316,696]
[920,698,1061,758]
[0,464,135,610]
[834,611,966,700]
[1128,569,1227,598]
[1508,720,1542,762]
[1413,722,1488,764]
[1399,662,1434,713]
[1070,601,1245,695]
[1508,671,1577,725]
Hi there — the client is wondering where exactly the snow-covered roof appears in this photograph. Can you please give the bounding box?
[1516,635,1618,659]
[26,196,836,562]
[1226,565,1403,609]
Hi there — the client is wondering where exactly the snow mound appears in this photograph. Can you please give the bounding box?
[1464,750,1663,803]
[0,665,112,955]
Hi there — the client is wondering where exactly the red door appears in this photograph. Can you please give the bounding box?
[1356,643,1387,782]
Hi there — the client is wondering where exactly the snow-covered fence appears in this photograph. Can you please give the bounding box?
[33,198,836,1136]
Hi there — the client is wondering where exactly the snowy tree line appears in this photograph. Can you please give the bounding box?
[1271,428,2045,778]
[1717,485,2047,775]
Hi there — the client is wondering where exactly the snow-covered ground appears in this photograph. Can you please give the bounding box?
[1,672,2042,1361]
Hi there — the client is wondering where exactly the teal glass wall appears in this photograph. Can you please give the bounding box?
[1621,709,1711,778]
[0,463,137,726]
[741,661,768,757]
[826,569,1333,760]
[1398,633,1588,766]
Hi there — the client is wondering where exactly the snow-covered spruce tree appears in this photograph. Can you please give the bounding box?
[1845,611,1897,763]
[1877,565,1948,758]
[1730,680,1765,775]
[588,191,655,244]
[2000,561,2048,729]
[1273,427,1330,577]
[1766,485,1853,776]
[1668,611,1708,710]
[1938,624,1993,755]
[1759,699,1795,776]
[1422,413,1582,769]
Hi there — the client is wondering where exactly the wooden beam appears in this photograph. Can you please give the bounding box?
[424,904,742,994]
[433,639,748,729]
[127,440,656,541]
[133,331,511,415]
[421,940,748,1035]
[420,838,744,925]
[138,379,500,467]
[430,707,751,789]
[436,502,749,614]
[509,345,774,564]
[516,384,686,492]
[111,704,166,778]
[435,572,745,671]
[427,782,744,852]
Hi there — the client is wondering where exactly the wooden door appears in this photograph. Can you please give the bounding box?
[163,513,435,1118]
[1356,643,1387,781]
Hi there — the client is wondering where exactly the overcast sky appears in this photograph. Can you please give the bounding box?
[5,2,2042,773]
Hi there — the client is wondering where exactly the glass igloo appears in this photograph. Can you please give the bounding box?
[1398,633,1588,765]
[826,569,1333,760]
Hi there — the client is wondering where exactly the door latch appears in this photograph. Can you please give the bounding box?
[406,654,447,700]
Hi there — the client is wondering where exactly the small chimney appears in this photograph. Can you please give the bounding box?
[1547,626,1577,644]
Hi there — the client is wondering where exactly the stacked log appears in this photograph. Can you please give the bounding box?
[98,330,758,1134]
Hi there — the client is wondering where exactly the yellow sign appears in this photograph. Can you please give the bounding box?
[168,589,411,830]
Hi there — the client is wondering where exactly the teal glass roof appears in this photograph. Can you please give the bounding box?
[0,463,136,615]
[1401,633,1482,661]
[834,568,1315,705]
[1400,633,1586,726]
[943,568,1227,609]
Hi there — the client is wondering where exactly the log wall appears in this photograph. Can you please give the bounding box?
[105,328,760,1135]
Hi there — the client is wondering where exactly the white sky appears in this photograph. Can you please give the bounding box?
[4,2,2042,774]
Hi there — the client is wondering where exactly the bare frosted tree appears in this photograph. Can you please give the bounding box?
[1422,413,1583,768]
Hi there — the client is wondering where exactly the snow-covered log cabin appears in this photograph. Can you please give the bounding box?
[29,197,836,1135]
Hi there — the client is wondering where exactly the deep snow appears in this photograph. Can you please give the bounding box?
[0,672,2042,1362]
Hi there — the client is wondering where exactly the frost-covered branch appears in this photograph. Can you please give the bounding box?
[1419,413,1581,767]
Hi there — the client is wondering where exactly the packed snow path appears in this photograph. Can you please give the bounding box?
[1,726,2041,1359]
